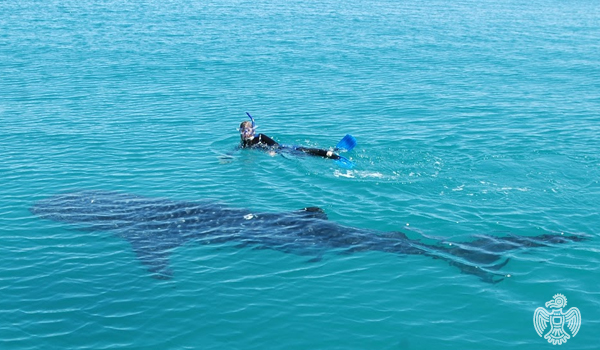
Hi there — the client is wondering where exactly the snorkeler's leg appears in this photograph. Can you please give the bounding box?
[295,147,341,160]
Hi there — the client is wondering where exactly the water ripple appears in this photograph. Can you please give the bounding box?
[2,0,600,348]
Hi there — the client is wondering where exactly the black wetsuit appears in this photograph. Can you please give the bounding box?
[241,133,341,160]
[241,133,278,148]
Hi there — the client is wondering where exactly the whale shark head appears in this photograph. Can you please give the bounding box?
[30,191,106,223]
[29,190,181,226]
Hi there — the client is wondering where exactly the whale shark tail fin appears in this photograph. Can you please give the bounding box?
[432,233,587,283]
[457,233,589,253]
[445,259,506,284]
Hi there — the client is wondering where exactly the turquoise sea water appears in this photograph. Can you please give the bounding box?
[2,0,599,348]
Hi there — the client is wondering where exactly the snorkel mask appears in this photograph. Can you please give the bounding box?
[239,112,257,139]
[239,125,255,139]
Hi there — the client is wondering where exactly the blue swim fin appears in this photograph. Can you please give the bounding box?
[335,134,357,152]
[335,155,355,169]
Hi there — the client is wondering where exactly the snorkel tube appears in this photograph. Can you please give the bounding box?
[245,112,256,128]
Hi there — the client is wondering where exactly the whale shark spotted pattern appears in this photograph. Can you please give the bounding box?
[30,190,585,282]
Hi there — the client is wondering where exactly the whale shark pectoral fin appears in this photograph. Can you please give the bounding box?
[128,238,176,280]
[297,207,328,220]
[306,254,323,263]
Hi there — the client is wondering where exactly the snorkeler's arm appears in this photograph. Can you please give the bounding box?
[257,134,279,147]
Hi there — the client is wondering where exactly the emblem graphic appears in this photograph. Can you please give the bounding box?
[534,294,581,345]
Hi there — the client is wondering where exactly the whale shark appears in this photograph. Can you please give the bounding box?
[30,190,585,282]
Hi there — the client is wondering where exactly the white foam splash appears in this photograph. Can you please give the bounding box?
[333,170,387,179]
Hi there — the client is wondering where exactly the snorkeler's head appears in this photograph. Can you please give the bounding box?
[239,121,255,140]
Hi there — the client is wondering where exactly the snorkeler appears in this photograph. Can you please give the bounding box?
[239,120,279,148]
[239,114,345,160]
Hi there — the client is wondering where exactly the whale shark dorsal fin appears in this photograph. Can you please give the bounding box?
[298,207,328,220]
